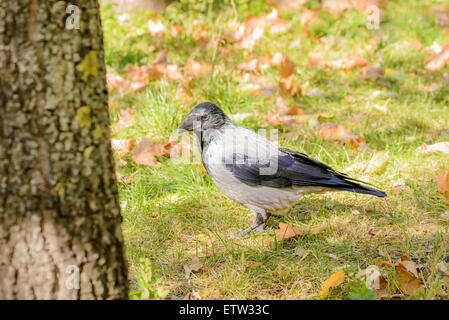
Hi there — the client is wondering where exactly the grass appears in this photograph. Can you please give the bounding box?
[102,0,449,299]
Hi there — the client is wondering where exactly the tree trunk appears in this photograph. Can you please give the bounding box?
[0,0,128,299]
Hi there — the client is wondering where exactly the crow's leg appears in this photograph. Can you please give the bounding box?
[234,208,272,238]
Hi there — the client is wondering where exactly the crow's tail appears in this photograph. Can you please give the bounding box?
[333,183,386,197]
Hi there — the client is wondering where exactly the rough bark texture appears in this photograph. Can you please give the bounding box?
[0,0,128,299]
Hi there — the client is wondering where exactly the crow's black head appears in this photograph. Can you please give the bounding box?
[178,102,232,132]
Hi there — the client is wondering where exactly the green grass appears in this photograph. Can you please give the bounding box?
[102,0,449,299]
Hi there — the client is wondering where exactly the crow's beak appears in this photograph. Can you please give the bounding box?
[177,117,193,133]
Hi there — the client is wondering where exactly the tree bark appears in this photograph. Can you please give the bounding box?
[0,0,128,299]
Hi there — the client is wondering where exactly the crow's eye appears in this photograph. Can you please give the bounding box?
[201,114,209,121]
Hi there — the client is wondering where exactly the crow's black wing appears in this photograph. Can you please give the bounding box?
[225,148,386,197]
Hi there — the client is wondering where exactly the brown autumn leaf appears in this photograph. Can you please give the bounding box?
[275,222,305,241]
[437,169,449,199]
[246,8,292,35]
[116,108,135,129]
[265,111,282,126]
[279,75,303,96]
[183,256,204,278]
[394,256,422,295]
[287,105,303,116]
[319,269,345,298]
[279,55,296,78]
[106,73,127,91]
[326,54,369,70]
[185,60,212,78]
[162,140,192,159]
[425,44,449,71]
[150,63,184,81]
[362,66,385,80]
[319,123,366,150]
[308,52,324,66]
[131,138,165,167]
[111,139,135,153]
[319,123,351,141]
[345,135,367,150]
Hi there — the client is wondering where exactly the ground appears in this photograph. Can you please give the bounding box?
[101,0,449,299]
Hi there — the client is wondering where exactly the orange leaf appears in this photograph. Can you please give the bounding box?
[437,169,449,199]
[308,52,324,66]
[131,138,165,167]
[425,44,449,71]
[275,222,304,241]
[319,269,345,298]
[279,56,296,78]
[265,111,282,126]
[394,256,421,295]
[287,105,303,116]
[319,123,351,141]
[185,60,212,78]
[111,139,135,152]
[116,108,135,129]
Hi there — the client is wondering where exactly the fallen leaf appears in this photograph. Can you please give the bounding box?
[419,142,449,155]
[131,138,165,167]
[287,105,303,116]
[279,75,303,96]
[437,169,449,199]
[319,123,351,141]
[185,60,212,78]
[319,269,345,298]
[275,222,304,241]
[265,111,282,126]
[326,54,369,70]
[116,108,135,129]
[184,256,204,278]
[106,73,127,91]
[279,55,296,78]
[362,66,384,80]
[437,261,449,275]
[373,98,390,114]
[394,256,421,295]
[183,290,202,300]
[111,139,135,152]
[150,63,183,81]
[309,52,324,66]
[425,44,449,71]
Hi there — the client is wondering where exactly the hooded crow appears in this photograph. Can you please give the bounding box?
[179,102,386,238]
